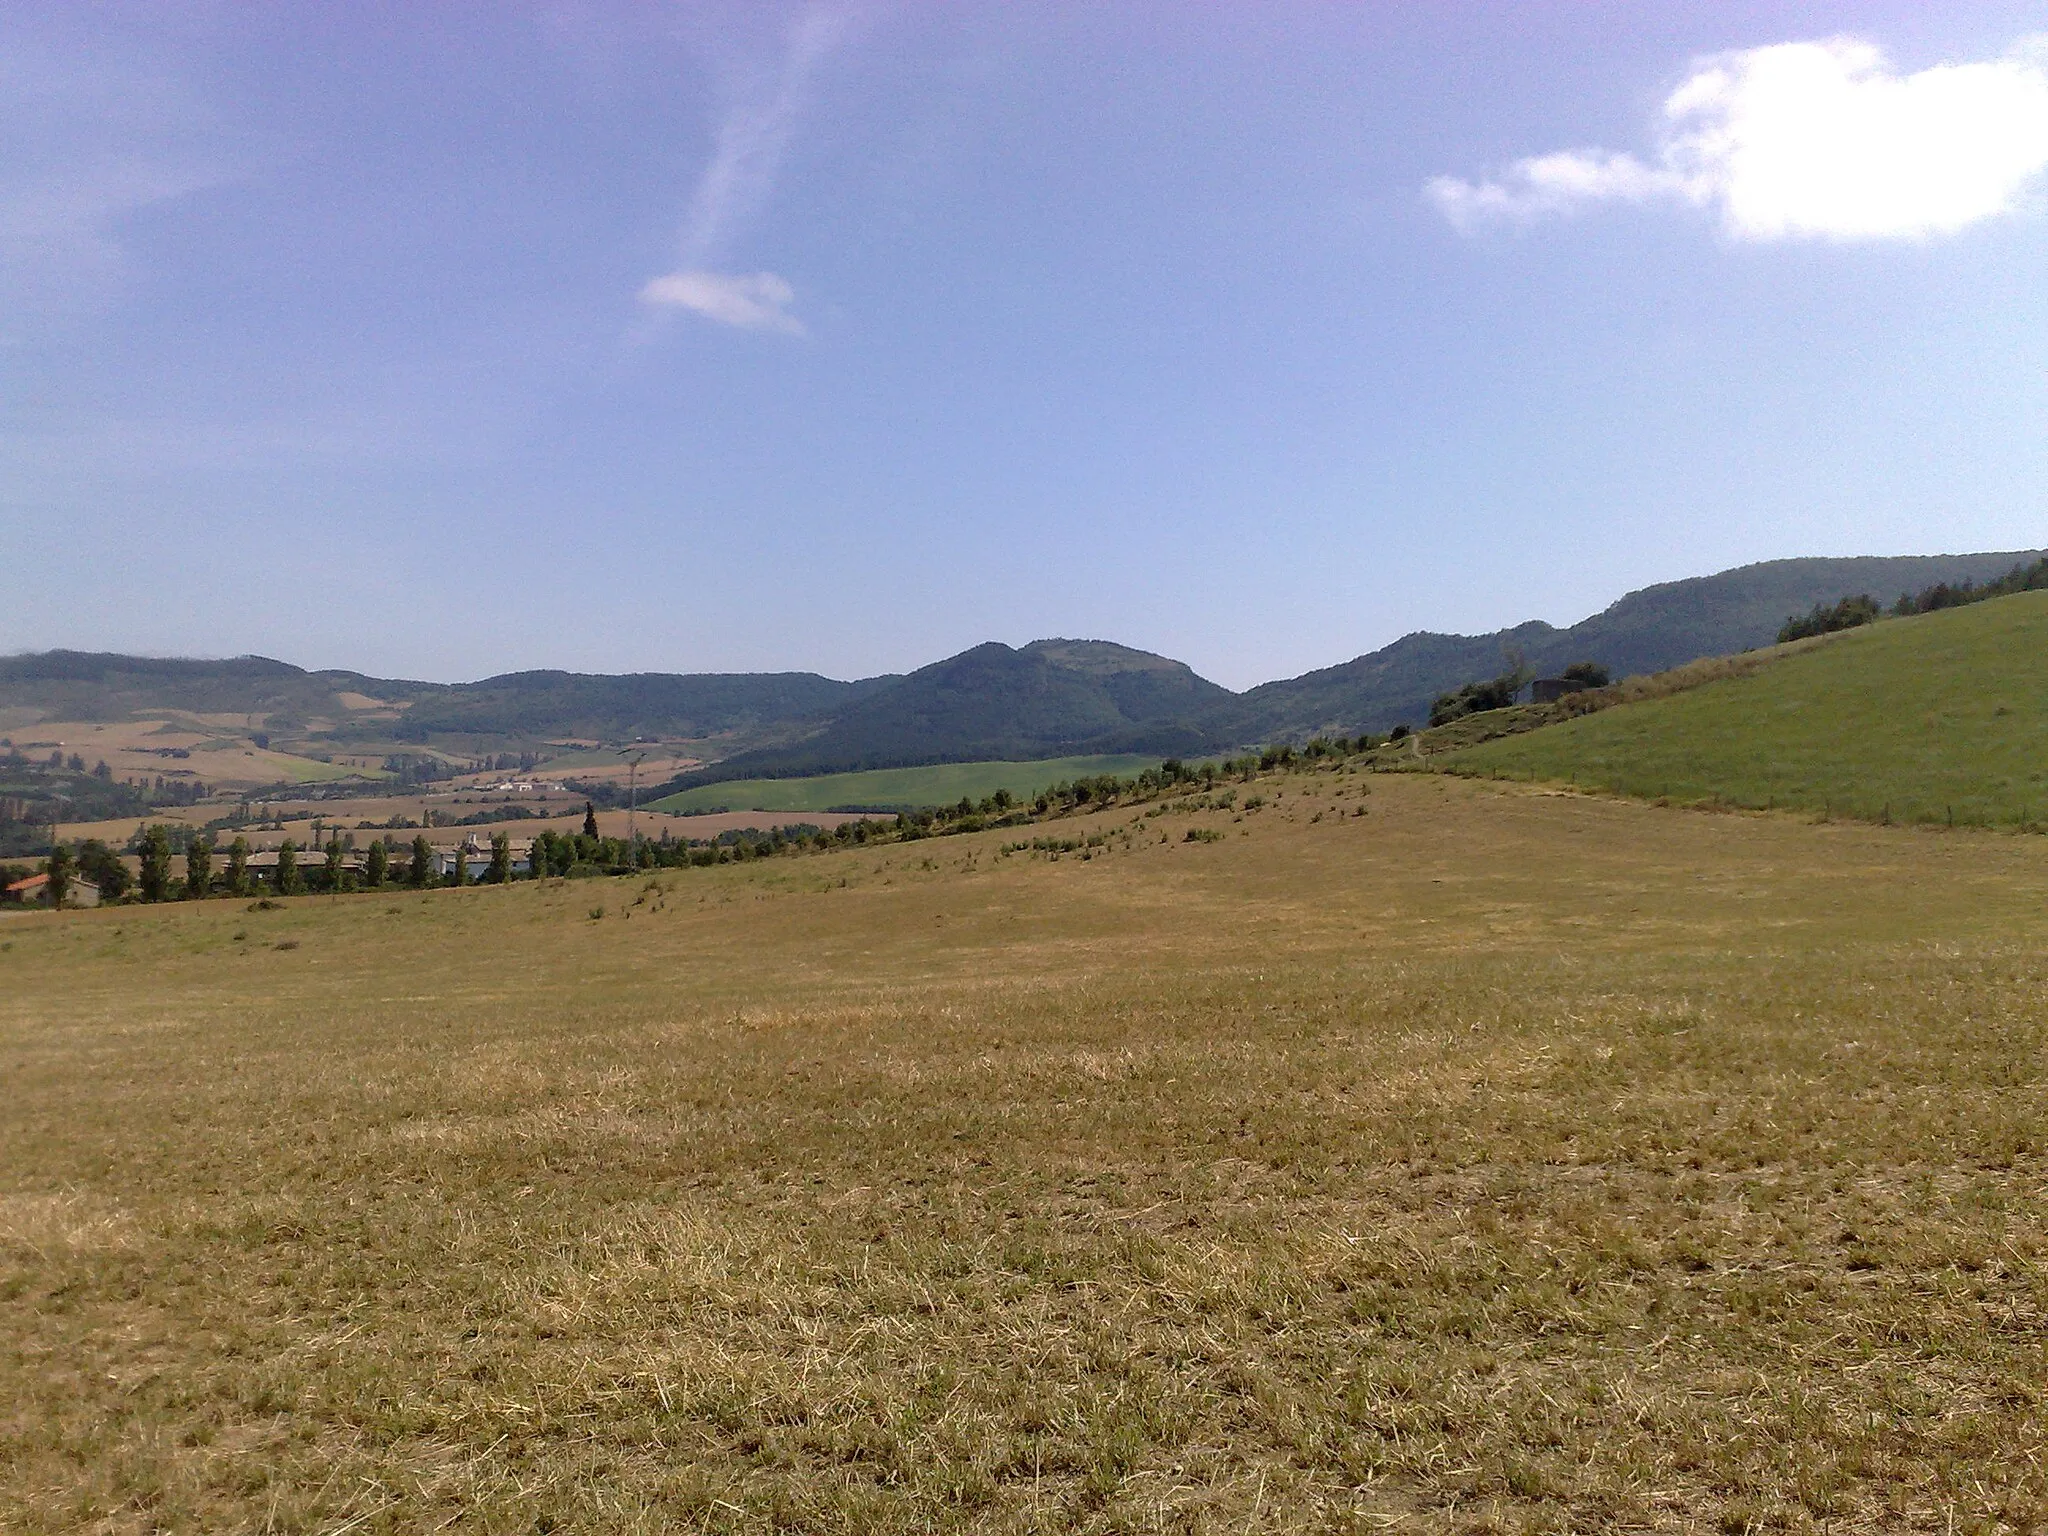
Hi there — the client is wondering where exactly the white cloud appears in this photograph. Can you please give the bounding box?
[639,268,805,334]
[679,6,847,261]
[637,5,851,337]
[1430,36,2048,240]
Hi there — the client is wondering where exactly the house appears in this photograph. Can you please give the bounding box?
[431,836,536,879]
[3,871,100,908]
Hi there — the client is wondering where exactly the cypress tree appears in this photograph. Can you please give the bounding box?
[488,831,511,885]
[410,834,434,889]
[365,840,388,888]
[276,840,302,896]
[324,834,346,892]
[138,825,173,902]
[46,843,73,907]
[453,846,468,887]
[582,801,599,840]
[185,836,213,899]
[227,836,250,897]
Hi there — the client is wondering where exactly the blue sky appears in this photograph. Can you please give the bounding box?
[3,2,2045,689]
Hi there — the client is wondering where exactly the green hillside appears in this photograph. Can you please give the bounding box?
[1445,589,2048,827]
[647,754,1166,814]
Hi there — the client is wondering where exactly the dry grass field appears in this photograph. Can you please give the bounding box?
[3,717,366,793]
[2,771,2045,1533]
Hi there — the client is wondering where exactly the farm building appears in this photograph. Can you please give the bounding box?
[2,871,100,908]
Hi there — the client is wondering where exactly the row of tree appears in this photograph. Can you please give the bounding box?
[28,743,1422,906]
[1778,554,2048,645]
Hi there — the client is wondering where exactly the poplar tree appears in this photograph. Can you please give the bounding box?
[46,844,72,907]
[138,825,173,902]
[324,834,346,892]
[227,836,250,896]
[185,836,213,899]
[488,831,511,885]
[410,835,434,889]
[364,840,388,888]
[453,847,469,887]
[276,840,302,896]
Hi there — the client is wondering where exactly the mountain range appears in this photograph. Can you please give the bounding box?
[3,550,2036,788]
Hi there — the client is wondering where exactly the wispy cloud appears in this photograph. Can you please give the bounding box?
[639,268,804,333]
[1430,37,2048,240]
[0,41,233,325]
[641,6,849,335]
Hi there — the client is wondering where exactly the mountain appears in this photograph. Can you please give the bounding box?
[0,651,887,754]
[664,640,1231,784]
[384,669,892,744]
[0,651,436,725]
[1219,551,2048,740]
[8,550,2042,782]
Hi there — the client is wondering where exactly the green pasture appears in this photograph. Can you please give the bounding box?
[1448,588,2048,827]
[268,752,374,784]
[648,754,1166,813]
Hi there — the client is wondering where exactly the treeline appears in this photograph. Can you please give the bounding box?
[1778,555,2048,644]
[21,742,1406,906]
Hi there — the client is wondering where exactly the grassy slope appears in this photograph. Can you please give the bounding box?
[1446,589,2048,825]
[4,772,2048,1532]
[647,753,1165,812]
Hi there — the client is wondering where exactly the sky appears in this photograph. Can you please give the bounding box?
[3,2,2046,690]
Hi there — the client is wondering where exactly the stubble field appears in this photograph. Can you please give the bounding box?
[2,771,2045,1533]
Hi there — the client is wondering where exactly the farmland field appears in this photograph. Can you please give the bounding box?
[648,754,1168,813]
[1445,590,2048,827]
[3,771,2047,1532]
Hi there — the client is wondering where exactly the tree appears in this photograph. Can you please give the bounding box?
[46,843,73,907]
[488,830,511,885]
[227,836,250,897]
[276,839,302,896]
[528,831,552,880]
[79,840,130,902]
[1428,665,1530,728]
[138,825,173,902]
[582,801,599,840]
[1561,661,1611,688]
[1779,593,1880,644]
[452,846,469,887]
[410,834,434,889]
[364,840,388,888]
[323,834,346,892]
[185,836,213,899]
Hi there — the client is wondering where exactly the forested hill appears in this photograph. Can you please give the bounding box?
[1215,551,2048,743]
[0,652,886,746]
[668,640,1232,783]
[7,550,2040,776]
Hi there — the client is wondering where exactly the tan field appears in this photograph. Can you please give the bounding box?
[3,717,372,793]
[2,769,2045,1532]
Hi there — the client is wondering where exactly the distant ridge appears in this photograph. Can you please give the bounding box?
[5,550,2040,784]
[1216,550,2048,743]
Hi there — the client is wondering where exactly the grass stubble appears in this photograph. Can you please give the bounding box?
[1,771,2045,1533]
